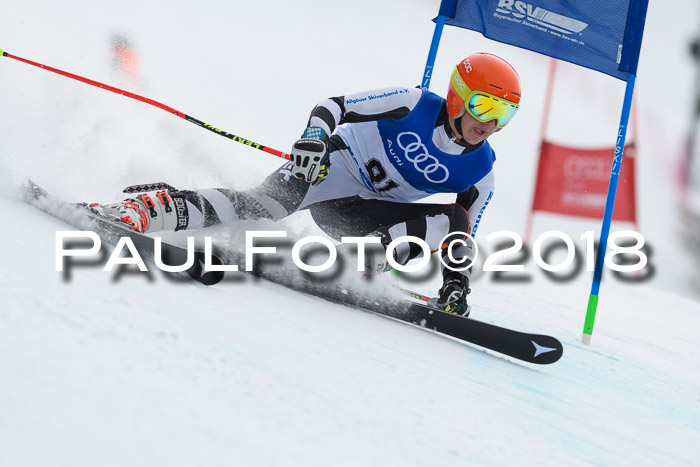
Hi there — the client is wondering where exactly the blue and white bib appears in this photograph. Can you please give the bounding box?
[301,88,496,206]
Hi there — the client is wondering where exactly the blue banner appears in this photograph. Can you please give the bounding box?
[441,0,648,81]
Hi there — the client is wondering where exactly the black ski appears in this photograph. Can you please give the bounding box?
[25,181,563,363]
[24,180,225,286]
[385,301,563,364]
[300,286,563,365]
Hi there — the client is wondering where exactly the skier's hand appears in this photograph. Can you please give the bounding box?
[290,127,330,185]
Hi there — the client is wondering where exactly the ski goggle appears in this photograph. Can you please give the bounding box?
[448,72,519,128]
[466,92,519,128]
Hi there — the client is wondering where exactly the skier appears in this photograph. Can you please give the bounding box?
[90,53,522,316]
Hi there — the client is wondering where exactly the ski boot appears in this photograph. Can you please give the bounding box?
[430,272,471,317]
[361,229,399,275]
[88,185,186,234]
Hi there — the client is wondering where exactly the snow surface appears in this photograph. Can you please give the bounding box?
[2,0,700,465]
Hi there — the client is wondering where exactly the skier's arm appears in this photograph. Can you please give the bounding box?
[289,87,423,184]
[306,86,424,136]
[456,169,495,238]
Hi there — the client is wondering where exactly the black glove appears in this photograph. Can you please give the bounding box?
[290,127,330,185]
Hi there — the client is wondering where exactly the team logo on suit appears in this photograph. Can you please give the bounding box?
[396,132,450,183]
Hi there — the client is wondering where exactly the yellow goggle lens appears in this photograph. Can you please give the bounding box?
[467,93,519,128]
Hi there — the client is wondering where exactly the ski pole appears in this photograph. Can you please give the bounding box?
[397,286,432,302]
[0,47,290,161]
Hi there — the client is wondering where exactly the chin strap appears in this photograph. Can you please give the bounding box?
[443,114,483,152]
[453,115,465,140]
[443,112,464,144]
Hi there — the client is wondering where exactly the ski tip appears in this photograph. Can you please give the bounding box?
[531,339,564,364]
[26,178,40,192]
[581,333,592,346]
[22,179,47,203]
[0,47,6,57]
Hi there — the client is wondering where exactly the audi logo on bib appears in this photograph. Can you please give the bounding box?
[396,132,450,183]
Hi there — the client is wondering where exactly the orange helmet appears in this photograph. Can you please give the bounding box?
[446,53,522,127]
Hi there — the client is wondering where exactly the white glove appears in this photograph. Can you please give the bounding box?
[290,127,330,185]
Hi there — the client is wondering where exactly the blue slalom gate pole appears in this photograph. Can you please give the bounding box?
[422,0,458,89]
[422,15,446,89]
[582,74,637,345]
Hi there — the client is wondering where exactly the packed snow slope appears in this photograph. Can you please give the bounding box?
[2,0,700,465]
[2,194,700,466]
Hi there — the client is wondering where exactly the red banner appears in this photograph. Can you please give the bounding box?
[531,141,637,222]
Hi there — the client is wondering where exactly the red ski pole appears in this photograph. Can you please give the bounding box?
[0,47,291,160]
